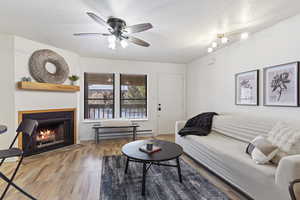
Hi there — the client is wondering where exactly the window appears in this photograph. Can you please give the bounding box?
[120,74,147,119]
[84,73,114,119]
[84,73,148,120]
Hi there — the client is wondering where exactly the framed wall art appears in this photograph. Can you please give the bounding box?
[235,70,259,106]
[263,62,299,107]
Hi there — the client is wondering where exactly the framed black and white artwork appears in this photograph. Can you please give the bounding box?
[235,70,259,106]
[264,62,299,107]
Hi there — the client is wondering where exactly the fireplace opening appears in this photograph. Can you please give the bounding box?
[36,119,69,149]
[20,110,75,156]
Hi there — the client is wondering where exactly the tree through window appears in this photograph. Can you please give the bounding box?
[120,74,147,119]
[84,73,114,119]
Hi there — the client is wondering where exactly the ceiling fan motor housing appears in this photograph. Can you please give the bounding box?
[107,18,126,32]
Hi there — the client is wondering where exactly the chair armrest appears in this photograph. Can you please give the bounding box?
[175,121,186,134]
[276,155,300,199]
[289,179,300,200]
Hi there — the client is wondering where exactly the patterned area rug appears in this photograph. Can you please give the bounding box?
[100,156,229,200]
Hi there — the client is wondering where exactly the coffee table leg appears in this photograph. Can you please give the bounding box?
[142,162,147,196]
[133,127,137,141]
[94,128,97,144]
[176,158,182,183]
[125,157,129,174]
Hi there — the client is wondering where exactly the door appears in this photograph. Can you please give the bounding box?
[157,73,184,134]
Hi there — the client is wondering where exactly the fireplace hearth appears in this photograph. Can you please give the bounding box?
[19,109,76,156]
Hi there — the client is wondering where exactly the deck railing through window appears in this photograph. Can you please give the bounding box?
[88,104,146,119]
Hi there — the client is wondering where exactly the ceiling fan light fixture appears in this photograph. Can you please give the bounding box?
[108,35,117,49]
[108,44,116,50]
[241,32,249,40]
[108,42,116,50]
[108,35,116,44]
[120,40,128,48]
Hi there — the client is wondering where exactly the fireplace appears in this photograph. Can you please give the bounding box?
[18,109,76,156]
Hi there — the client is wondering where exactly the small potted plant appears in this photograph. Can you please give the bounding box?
[68,75,79,85]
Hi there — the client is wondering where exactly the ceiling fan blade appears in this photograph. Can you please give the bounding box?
[127,36,150,47]
[86,12,111,29]
[124,23,153,34]
[73,33,111,37]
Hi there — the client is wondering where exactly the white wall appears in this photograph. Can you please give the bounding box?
[187,13,300,123]
[14,36,81,142]
[0,35,186,145]
[79,57,186,140]
[0,34,15,148]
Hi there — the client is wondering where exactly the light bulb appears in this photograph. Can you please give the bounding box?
[108,42,116,50]
[120,40,128,48]
[212,42,218,48]
[208,48,213,53]
[221,37,228,44]
[108,35,116,44]
[108,35,116,50]
[109,44,116,50]
[241,32,249,40]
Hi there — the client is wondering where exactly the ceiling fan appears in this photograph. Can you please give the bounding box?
[74,12,153,49]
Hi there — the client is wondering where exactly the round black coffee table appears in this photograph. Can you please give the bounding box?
[122,140,183,196]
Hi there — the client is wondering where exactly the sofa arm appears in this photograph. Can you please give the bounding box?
[276,155,300,199]
[175,121,186,134]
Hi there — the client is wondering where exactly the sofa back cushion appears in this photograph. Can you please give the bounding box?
[268,122,300,152]
[267,122,300,164]
[212,115,275,142]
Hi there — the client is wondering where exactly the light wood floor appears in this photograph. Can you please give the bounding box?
[0,135,246,200]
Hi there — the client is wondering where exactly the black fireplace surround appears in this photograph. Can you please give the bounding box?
[22,111,75,156]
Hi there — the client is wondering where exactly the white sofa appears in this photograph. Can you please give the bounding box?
[175,115,300,200]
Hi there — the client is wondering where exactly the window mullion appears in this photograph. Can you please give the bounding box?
[115,73,120,118]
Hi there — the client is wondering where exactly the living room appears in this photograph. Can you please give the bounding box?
[1,1,300,200]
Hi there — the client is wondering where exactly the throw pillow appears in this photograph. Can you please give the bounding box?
[246,136,278,164]
[267,122,300,164]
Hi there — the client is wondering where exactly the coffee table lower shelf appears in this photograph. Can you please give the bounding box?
[124,156,182,196]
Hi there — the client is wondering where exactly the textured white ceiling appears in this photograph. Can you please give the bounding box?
[0,0,300,63]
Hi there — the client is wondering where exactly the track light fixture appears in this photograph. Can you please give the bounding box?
[241,32,249,40]
[207,31,250,53]
[221,37,229,44]
[212,42,218,48]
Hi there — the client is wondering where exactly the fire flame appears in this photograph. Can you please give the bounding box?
[37,129,56,141]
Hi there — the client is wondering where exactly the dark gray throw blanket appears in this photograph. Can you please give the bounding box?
[178,112,218,136]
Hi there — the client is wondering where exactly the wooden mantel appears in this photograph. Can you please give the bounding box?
[18,81,80,92]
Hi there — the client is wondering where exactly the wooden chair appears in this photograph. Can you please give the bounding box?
[0,119,38,200]
[290,179,300,200]
[289,179,300,200]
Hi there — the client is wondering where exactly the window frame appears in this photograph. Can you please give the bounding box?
[84,72,115,120]
[119,74,148,119]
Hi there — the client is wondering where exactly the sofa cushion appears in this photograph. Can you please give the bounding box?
[212,115,274,142]
[268,122,300,152]
[267,122,300,164]
[185,132,277,179]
